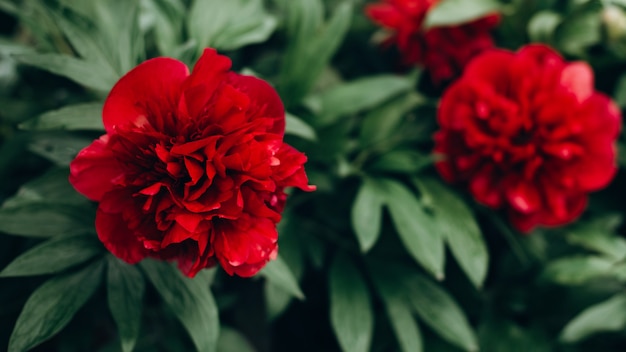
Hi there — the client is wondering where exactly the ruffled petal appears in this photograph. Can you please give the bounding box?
[213,215,278,277]
[69,135,124,201]
[365,3,405,29]
[96,204,150,264]
[226,72,285,134]
[182,48,232,118]
[103,57,189,132]
[560,62,594,102]
[272,143,315,191]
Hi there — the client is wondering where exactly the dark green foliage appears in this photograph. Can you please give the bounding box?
[1,0,626,351]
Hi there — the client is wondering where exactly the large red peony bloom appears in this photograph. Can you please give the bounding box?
[69,48,314,277]
[365,0,499,85]
[434,44,621,232]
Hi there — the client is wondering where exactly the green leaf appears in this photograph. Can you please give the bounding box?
[28,133,93,166]
[141,260,219,352]
[479,319,552,352]
[404,272,478,351]
[0,235,103,277]
[314,75,414,126]
[93,0,144,74]
[540,256,616,285]
[369,150,435,174]
[381,179,445,279]
[8,260,104,352]
[0,1,57,51]
[52,10,119,76]
[359,92,423,147]
[385,297,423,352]
[0,203,95,237]
[613,74,626,108]
[0,37,35,56]
[142,0,185,56]
[563,215,626,261]
[351,178,385,252]
[560,293,626,342]
[281,0,324,44]
[216,327,256,352]
[279,0,353,106]
[415,177,488,288]
[265,282,294,321]
[15,53,117,91]
[1,167,87,208]
[20,103,104,131]
[259,255,305,300]
[188,0,276,54]
[107,256,145,352]
[285,113,317,140]
[527,11,562,43]
[554,5,602,56]
[424,0,500,28]
[329,254,374,352]
[371,268,423,352]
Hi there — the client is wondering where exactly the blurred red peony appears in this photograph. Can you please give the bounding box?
[434,44,621,232]
[365,0,499,85]
[69,48,314,277]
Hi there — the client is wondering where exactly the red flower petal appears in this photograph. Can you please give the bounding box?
[96,196,150,264]
[70,48,313,278]
[69,135,124,201]
[561,62,594,102]
[435,44,621,232]
[103,57,189,132]
[365,0,499,84]
[365,4,406,28]
[213,215,278,277]
[181,48,232,118]
[226,72,285,135]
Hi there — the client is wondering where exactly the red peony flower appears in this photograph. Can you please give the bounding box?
[434,44,621,232]
[69,48,314,277]
[365,0,499,85]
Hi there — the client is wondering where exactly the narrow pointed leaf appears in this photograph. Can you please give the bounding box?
[351,178,385,252]
[20,103,104,131]
[280,0,352,106]
[424,0,500,28]
[563,215,626,261]
[0,235,103,277]
[540,256,615,285]
[107,256,145,352]
[0,203,95,237]
[216,327,256,352]
[188,0,276,54]
[371,267,423,352]
[329,254,374,352]
[561,293,626,342]
[8,260,104,352]
[286,113,317,140]
[1,167,87,208]
[316,75,413,125]
[15,53,116,91]
[416,177,488,288]
[382,179,445,279]
[360,92,423,147]
[405,272,478,351]
[53,11,118,75]
[259,255,304,300]
[141,260,219,352]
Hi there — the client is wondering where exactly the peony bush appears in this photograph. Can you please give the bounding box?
[1,0,626,351]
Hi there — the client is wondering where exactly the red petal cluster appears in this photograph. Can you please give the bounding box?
[435,44,621,232]
[365,0,499,85]
[69,49,314,277]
